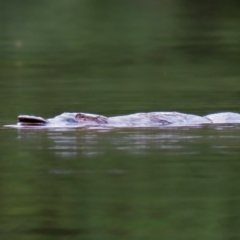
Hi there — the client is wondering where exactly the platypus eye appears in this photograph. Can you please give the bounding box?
[76,113,85,121]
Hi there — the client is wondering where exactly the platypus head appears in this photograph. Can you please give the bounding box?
[16,112,108,128]
[75,113,108,124]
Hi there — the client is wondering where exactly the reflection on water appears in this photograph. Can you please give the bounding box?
[16,125,240,157]
[1,126,240,239]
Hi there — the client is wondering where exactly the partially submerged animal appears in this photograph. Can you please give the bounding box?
[4,111,240,129]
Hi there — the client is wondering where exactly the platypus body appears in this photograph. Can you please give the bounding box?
[4,111,240,129]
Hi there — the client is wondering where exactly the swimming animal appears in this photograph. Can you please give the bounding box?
[4,111,240,129]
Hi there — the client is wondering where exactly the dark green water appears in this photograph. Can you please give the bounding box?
[1,1,240,239]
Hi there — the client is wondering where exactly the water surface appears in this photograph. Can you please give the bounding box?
[1,1,240,239]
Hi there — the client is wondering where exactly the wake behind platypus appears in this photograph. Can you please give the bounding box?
[4,111,240,129]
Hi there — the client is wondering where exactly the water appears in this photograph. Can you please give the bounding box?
[2,126,240,239]
[1,1,240,239]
